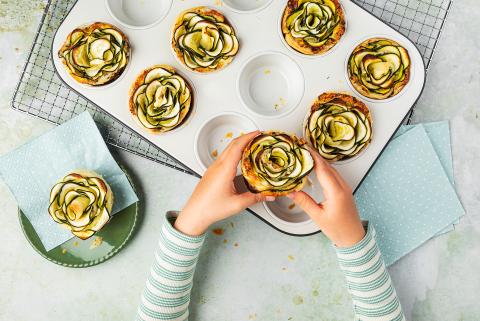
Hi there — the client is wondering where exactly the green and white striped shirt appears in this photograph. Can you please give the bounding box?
[136,213,405,321]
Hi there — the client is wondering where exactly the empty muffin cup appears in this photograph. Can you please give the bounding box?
[223,0,273,13]
[237,51,305,119]
[105,0,172,29]
[194,112,258,171]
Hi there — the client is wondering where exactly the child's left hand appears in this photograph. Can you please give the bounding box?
[174,131,274,236]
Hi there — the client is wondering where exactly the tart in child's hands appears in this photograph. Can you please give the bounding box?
[129,65,194,133]
[48,170,113,240]
[172,6,239,73]
[347,37,411,100]
[304,92,372,162]
[241,131,314,196]
[281,0,345,55]
[58,22,130,86]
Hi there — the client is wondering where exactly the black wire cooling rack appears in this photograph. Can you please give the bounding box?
[11,0,453,176]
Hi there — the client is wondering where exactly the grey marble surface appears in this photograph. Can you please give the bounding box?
[0,0,479,320]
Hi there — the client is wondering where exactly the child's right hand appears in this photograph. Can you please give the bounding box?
[288,148,366,248]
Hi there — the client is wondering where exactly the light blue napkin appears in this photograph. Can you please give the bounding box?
[395,122,459,235]
[0,112,138,251]
[394,122,454,184]
[355,123,464,266]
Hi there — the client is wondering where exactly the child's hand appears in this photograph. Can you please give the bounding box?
[288,148,366,247]
[175,131,274,236]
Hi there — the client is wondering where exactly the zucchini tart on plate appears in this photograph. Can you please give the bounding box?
[281,0,345,56]
[48,170,113,240]
[347,37,411,100]
[304,93,372,162]
[241,131,314,196]
[129,65,194,134]
[172,6,239,73]
[58,22,130,86]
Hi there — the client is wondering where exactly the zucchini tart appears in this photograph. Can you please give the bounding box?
[281,0,345,55]
[305,93,372,162]
[58,22,130,86]
[129,65,193,133]
[172,7,239,73]
[347,38,411,100]
[48,170,113,240]
[241,131,314,196]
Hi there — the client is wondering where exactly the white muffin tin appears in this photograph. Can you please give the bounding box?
[52,0,425,236]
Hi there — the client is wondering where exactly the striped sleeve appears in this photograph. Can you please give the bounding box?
[335,225,406,321]
[136,211,205,321]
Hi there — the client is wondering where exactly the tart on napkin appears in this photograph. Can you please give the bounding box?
[347,37,411,100]
[129,65,194,133]
[172,6,239,73]
[48,170,113,240]
[281,0,345,55]
[241,131,314,196]
[58,22,130,86]
[304,92,372,162]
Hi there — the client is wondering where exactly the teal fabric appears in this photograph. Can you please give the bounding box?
[355,122,464,266]
[395,122,459,235]
[0,112,138,251]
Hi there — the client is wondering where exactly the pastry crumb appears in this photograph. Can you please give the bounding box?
[274,97,287,110]
[223,239,228,244]
[73,241,79,247]
[211,149,218,158]
[288,203,295,210]
[282,267,287,271]
[234,242,239,247]
[288,255,295,261]
[90,236,103,249]
[264,69,271,75]
[248,313,257,320]
[212,228,224,235]
[225,132,233,138]
[61,248,67,254]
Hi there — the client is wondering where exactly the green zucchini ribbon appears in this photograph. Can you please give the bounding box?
[132,67,192,132]
[306,97,372,161]
[173,11,239,70]
[243,133,314,193]
[48,173,112,240]
[348,38,410,99]
[59,25,129,84]
[285,0,341,47]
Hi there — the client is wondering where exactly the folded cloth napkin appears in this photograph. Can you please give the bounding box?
[395,122,459,235]
[355,122,464,266]
[0,112,138,251]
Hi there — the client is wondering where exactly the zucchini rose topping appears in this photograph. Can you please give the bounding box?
[241,132,314,196]
[58,22,130,86]
[172,7,239,72]
[48,170,113,240]
[347,38,411,100]
[281,0,345,55]
[305,93,372,162]
[129,65,193,133]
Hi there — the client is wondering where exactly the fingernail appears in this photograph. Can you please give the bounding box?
[265,196,276,202]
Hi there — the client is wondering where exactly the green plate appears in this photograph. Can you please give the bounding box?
[18,170,139,268]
